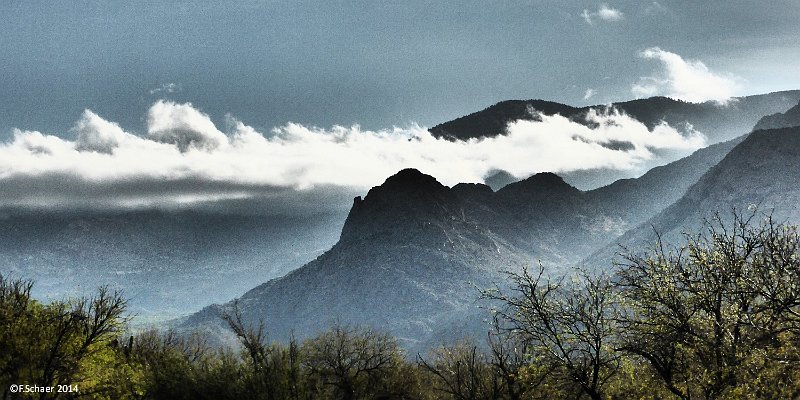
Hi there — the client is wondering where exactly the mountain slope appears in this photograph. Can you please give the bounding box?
[185,169,534,351]
[585,125,800,268]
[183,134,747,349]
[753,100,800,130]
[584,135,745,227]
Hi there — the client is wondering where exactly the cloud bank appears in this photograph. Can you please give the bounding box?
[632,47,739,104]
[0,101,705,210]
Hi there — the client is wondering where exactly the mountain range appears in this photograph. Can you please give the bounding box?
[4,91,800,349]
[432,91,800,189]
[586,100,800,267]
[181,94,800,351]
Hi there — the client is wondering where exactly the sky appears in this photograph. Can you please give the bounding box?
[1,0,799,211]
[2,0,799,135]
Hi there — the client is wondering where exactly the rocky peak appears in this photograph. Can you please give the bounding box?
[339,169,456,243]
[497,172,579,198]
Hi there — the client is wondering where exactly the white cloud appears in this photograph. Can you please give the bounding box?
[632,47,739,104]
[146,100,229,151]
[630,78,661,98]
[583,88,596,101]
[597,4,624,21]
[73,110,131,154]
[0,102,705,209]
[582,4,624,25]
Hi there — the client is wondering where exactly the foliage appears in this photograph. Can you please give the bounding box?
[616,211,800,399]
[0,276,139,399]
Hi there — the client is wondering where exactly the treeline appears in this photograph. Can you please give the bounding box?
[1,211,800,399]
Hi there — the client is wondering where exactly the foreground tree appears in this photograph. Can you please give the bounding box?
[419,326,532,400]
[420,339,500,400]
[616,211,800,399]
[483,267,621,400]
[302,324,409,400]
[0,275,138,399]
[222,302,305,400]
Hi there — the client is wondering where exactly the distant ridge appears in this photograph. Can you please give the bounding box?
[430,90,800,143]
[754,99,800,130]
[429,100,582,141]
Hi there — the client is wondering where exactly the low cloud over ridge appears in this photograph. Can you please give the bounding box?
[0,101,705,210]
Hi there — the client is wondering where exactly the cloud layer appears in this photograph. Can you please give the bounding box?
[632,47,739,104]
[0,101,705,210]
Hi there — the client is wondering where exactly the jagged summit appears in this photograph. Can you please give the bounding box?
[451,182,494,199]
[339,168,453,243]
[375,168,446,193]
[354,168,449,207]
[347,169,448,211]
[516,171,572,188]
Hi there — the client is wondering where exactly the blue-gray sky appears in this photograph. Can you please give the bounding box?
[2,0,799,138]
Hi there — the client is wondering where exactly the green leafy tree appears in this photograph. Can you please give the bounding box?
[0,275,139,400]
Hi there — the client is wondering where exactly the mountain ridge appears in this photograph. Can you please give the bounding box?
[182,130,753,349]
[430,91,800,143]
